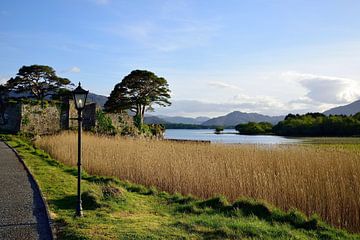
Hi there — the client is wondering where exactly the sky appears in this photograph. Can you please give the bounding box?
[1,0,360,117]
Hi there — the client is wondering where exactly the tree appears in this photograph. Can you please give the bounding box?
[214,126,224,134]
[235,122,273,135]
[105,70,171,125]
[6,65,71,100]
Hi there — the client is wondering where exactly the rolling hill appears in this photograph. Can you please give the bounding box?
[202,111,284,127]
[323,100,360,115]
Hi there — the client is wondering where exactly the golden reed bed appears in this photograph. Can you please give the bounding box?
[36,132,360,232]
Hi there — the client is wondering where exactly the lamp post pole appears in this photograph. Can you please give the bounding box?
[76,109,83,217]
[73,82,88,217]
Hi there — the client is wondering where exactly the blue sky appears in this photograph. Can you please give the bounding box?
[1,0,360,117]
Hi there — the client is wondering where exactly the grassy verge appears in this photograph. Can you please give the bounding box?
[1,134,359,240]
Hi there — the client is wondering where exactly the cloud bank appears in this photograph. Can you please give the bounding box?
[154,72,360,117]
[282,71,360,104]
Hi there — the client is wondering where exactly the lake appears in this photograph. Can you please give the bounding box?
[164,129,301,144]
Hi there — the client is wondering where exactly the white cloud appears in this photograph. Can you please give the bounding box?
[69,66,81,73]
[208,81,242,91]
[231,94,286,112]
[62,66,81,74]
[281,71,360,104]
[154,71,360,117]
[153,98,287,117]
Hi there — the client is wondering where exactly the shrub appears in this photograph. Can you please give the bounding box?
[214,126,224,134]
[101,185,124,200]
[198,196,229,210]
[81,190,101,210]
[95,110,116,135]
[232,198,272,219]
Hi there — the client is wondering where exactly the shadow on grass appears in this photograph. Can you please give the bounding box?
[50,195,77,210]
[51,191,102,211]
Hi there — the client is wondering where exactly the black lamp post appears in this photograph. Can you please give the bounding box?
[72,82,89,217]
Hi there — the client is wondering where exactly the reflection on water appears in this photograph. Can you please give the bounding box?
[164,129,301,144]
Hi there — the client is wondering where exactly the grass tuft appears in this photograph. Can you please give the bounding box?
[81,190,102,210]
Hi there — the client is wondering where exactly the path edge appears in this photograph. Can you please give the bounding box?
[2,140,55,240]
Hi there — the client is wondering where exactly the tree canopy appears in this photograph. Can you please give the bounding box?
[6,65,71,100]
[273,112,360,136]
[235,122,273,135]
[104,70,171,124]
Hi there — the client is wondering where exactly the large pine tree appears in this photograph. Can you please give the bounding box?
[105,70,171,124]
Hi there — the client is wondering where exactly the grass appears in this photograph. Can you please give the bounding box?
[2,134,360,239]
[34,132,360,233]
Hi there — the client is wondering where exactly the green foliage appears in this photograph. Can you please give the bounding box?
[94,110,116,135]
[133,115,165,137]
[101,185,123,200]
[232,198,272,219]
[235,122,273,135]
[21,114,30,126]
[273,112,360,136]
[214,126,224,134]
[149,124,165,137]
[198,196,229,209]
[133,114,142,129]
[6,65,72,100]
[81,190,101,210]
[104,70,171,124]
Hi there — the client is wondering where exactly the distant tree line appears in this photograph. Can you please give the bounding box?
[235,113,360,137]
[235,122,273,135]
[273,113,360,136]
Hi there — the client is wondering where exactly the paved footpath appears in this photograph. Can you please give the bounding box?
[0,141,52,240]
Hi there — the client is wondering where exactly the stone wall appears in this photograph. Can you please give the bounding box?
[0,103,22,133]
[105,112,138,136]
[20,103,63,135]
[0,100,134,136]
[68,102,98,130]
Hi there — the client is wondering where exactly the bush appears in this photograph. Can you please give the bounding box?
[81,190,101,210]
[214,126,224,134]
[232,198,272,219]
[94,110,116,135]
[198,196,229,210]
[101,185,123,200]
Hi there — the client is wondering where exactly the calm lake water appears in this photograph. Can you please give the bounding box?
[164,129,301,144]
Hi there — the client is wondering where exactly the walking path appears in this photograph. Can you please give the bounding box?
[0,141,52,240]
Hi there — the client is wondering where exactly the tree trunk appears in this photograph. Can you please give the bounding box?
[141,105,145,125]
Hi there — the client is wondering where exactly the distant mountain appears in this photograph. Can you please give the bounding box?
[144,116,169,124]
[323,100,360,116]
[159,116,210,124]
[87,92,108,107]
[202,111,284,127]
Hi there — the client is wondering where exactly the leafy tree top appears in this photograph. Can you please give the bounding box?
[105,70,171,122]
[6,65,71,100]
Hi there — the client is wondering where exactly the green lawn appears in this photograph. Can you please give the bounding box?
[2,134,359,240]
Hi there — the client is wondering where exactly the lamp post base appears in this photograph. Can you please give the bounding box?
[76,203,83,217]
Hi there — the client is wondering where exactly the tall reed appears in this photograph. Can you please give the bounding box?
[36,132,360,232]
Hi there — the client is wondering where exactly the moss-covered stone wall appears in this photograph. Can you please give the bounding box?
[20,103,62,135]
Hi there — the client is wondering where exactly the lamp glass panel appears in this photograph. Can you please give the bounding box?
[74,93,86,110]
